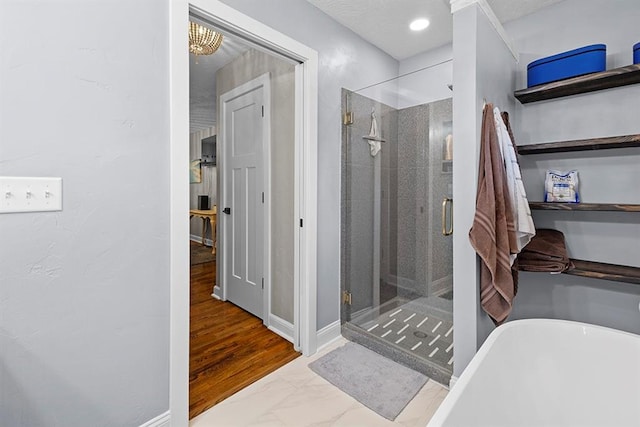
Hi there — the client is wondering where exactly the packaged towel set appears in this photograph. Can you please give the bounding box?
[544,170,580,203]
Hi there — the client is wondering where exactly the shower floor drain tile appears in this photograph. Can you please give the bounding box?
[362,307,453,370]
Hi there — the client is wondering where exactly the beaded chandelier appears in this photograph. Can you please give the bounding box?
[189,22,223,56]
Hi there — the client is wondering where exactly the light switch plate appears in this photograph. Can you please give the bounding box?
[0,177,63,213]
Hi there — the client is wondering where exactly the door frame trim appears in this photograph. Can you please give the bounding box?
[218,73,271,324]
[169,1,318,425]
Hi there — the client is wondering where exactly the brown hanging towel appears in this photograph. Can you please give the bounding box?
[469,103,518,325]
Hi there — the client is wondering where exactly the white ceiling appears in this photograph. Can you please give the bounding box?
[306,0,566,60]
[190,0,567,132]
[190,34,249,133]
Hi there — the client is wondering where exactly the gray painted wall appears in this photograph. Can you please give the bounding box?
[397,44,454,109]
[219,0,399,329]
[452,5,480,379]
[454,0,640,379]
[505,0,640,333]
[357,44,454,111]
[0,1,169,426]
[472,5,518,348]
[452,3,518,377]
[216,48,296,323]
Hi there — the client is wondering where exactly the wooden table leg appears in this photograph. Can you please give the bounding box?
[201,218,206,245]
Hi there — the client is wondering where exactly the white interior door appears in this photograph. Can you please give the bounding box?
[221,79,265,319]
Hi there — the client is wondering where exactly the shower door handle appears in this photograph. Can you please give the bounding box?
[442,198,453,236]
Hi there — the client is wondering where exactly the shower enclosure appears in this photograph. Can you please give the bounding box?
[341,69,453,385]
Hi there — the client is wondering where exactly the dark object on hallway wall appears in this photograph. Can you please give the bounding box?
[201,135,217,166]
[198,195,209,210]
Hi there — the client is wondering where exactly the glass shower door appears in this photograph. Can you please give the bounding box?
[340,72,454,384]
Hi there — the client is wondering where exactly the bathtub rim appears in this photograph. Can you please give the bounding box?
[427,318,640,426]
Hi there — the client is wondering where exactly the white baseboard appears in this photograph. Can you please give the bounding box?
[139,411,170,427]
[190,234,214,246]
[449,375,458,390]
[268,314,294,343]
[212,285,222,300]
[316,320,341,352]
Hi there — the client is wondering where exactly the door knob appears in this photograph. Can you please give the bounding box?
[223,207,231,215]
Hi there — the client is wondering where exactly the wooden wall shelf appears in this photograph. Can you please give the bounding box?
[563,259,640,285]
[515,60,640,288]
[515,64,640,104]
[518,134,640,155]
[529,202,640,212]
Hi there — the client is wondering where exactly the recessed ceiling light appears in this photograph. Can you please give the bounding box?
[409,18,430,32]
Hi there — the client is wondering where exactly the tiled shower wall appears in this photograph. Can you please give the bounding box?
[395,104,430,296]
[393,98,453,298]
[342,91,453,321]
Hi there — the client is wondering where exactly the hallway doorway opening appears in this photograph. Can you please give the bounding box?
[178,4,319,419]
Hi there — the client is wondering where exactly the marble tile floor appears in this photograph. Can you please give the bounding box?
[190,338,448,427]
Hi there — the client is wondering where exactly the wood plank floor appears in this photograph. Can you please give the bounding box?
[189,242,300,419]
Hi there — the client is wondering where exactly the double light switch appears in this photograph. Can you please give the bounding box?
[1,177,63,213]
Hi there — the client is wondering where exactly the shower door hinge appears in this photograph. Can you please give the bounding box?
[342,290,352,305]
[343,111,354,125]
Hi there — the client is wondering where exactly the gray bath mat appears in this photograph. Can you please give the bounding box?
[308,342,428,420]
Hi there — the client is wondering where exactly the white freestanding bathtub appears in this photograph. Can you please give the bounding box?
[428,319,640,427]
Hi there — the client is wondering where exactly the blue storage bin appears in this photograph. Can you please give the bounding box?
[634,42,640,64]
[527,44,606,88]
